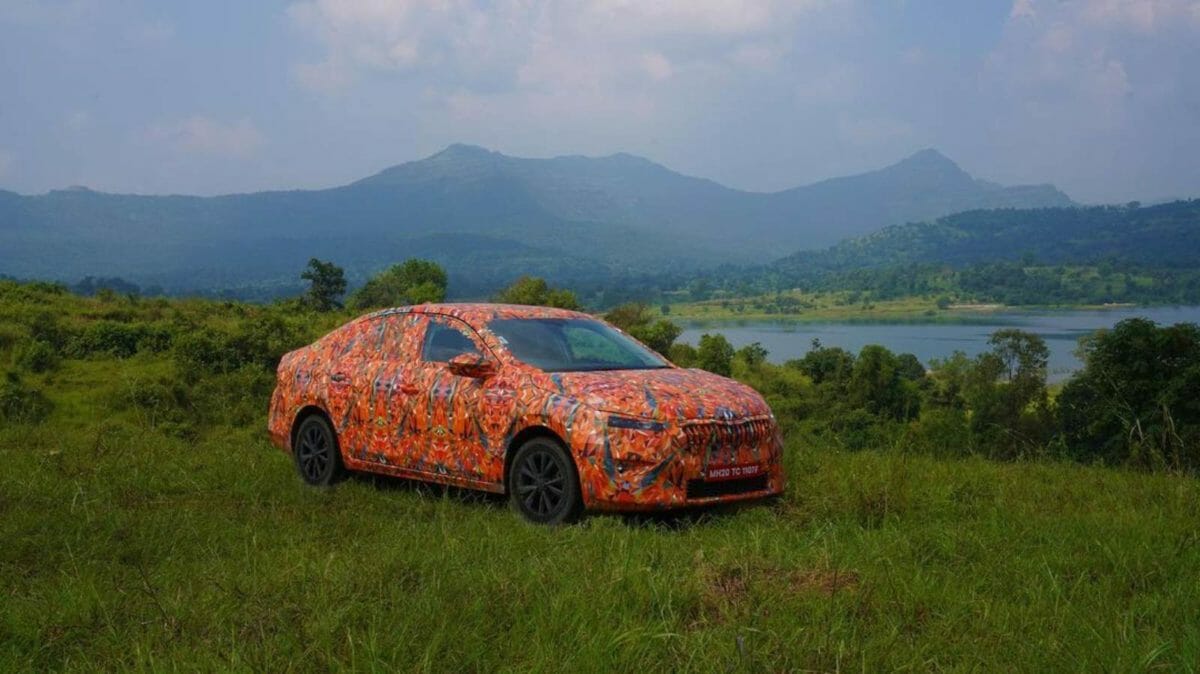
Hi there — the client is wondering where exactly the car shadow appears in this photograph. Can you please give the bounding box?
[347,471,778,530]
[347,471,508,510]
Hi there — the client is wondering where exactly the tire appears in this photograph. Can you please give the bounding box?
[293,414,346,486]
[508,437,583,525]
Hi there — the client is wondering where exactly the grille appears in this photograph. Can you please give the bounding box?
[682,417,772,452]
[686,475,769,500]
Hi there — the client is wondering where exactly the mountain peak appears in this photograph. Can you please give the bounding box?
[430,143,496,160]
[894,148,959,171]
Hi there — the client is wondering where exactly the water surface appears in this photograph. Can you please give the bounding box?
[678,306,1200,382]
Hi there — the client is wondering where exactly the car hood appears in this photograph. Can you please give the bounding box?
[539,367,770,422]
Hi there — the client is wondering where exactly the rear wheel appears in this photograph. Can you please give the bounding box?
[293,414,345,486]
[508,437,582,524]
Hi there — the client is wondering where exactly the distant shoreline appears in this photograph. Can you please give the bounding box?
[665,299,1180,324]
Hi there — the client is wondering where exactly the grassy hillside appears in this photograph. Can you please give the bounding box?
[2,283,1199,670]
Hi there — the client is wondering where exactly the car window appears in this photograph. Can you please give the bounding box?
[488,317,669,372]
[563,325,627,362]
[422,319,482,362]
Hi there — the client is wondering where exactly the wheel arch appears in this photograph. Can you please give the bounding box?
[290,404,332,452]
[504,425,567,492]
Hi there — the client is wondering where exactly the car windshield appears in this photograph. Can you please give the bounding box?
[487,317,670,372]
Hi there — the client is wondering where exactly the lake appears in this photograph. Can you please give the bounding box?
[678,305,1200,382]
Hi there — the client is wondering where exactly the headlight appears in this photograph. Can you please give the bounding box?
[607,416,667,432]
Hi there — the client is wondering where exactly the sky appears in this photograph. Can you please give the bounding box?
[1,0,1198,203]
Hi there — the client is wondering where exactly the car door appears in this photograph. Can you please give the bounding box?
[347,312,425,469]
[408,314,505,482]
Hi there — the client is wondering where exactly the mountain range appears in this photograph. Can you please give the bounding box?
[0,144,1072,295]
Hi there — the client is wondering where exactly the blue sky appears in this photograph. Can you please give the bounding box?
[2,0,1198,203]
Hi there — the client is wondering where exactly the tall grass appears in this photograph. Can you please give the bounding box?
[2,368,1198,670]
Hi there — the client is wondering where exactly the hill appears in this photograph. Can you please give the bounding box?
[0,145,1069,296]
[773,199,1200,277]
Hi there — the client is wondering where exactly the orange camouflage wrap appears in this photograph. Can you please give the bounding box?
[267,304,785,510]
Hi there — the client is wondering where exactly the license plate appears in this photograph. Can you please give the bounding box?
[705,463,762,481]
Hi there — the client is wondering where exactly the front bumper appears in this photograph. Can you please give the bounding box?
[578,415,786,511]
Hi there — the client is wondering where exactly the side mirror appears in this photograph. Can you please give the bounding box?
[447,352,496,378]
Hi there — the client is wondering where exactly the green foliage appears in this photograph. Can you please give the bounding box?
[1059,319,1200,471]
[494,276,582,310]
[0,372,52,424]
[696,333,735,376]
[603,303,682,356]
[848,346,921,422]
[667,342,698,367]
[301,258,347,311]
[13,340,59,373]
[348,259,448,310]
[66,321,173,359]
[735,342,769,367]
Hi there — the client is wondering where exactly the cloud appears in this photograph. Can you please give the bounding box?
[971,0,1200,199]
[147,116,265,158]
[287,0,837,94]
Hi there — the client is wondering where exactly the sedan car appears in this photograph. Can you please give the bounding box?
[267,303,784,523]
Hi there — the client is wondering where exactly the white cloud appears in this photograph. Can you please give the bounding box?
[147,116,265,158]
[984,1,1180,123]
[287,0,837,94]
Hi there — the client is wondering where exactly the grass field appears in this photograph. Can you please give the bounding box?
[3,353,1200,671]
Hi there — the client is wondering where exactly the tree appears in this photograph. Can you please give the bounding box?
[963,329,1052,459]
[668,342,698,368]
[735,342,769,367]
[603,303,682,356]
[349,259,447,310]
[301,258,346,311]
[848,345,920,421]
[1058,319,1200,471]
[696,334,734,376]
[495,276,581,310]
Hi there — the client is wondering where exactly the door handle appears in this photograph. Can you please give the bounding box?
[330,372,349,384]
[398,383,419,395]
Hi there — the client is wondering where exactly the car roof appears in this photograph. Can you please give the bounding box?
[363,302,591,326]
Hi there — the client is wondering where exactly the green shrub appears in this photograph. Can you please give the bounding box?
[66,321,173,358]
[0,372,53,424]
[13,339,60,373]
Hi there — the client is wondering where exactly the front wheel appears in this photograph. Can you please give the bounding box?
[508,438,582,524]
[293,414,346,486]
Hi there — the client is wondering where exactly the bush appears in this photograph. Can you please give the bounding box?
[1058,319,1200,471]
[0,372,53,424]
[66,321,173,359]
[13,340,60,373]
[696,334,734,376]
